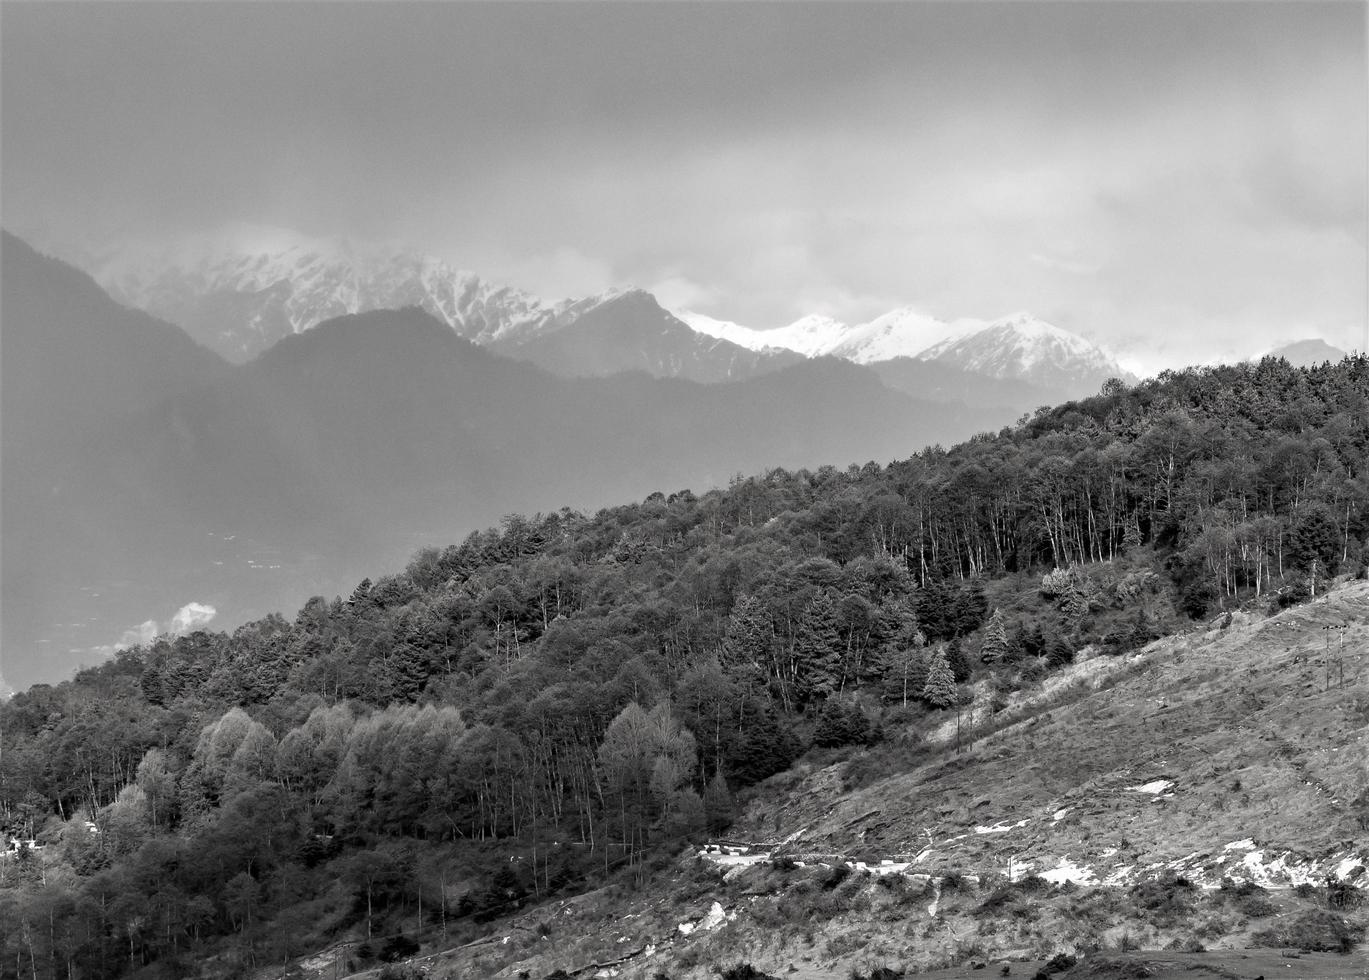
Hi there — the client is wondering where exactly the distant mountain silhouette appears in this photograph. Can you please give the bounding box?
[1264,339,1348,368]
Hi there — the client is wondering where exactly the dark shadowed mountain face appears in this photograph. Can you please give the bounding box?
[1,232,232,689]
[2,235,1009,688]
[489,289,803,382]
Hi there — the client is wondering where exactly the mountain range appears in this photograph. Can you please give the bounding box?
[3,230,1009,688]
[6,228,1356,688]
[88,228,1130,396]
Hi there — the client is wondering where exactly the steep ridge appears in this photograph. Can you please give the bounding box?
[490,289,803,382]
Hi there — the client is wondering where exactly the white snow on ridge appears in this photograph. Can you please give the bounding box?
[680,306,979,363]
[678,305,1127,386]
[1129,779,1173,795]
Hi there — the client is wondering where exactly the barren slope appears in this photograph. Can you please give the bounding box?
[740,580,1369,888]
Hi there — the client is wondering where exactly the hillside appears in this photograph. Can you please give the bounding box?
[0,356,1365,979]
[274,580,1369,980]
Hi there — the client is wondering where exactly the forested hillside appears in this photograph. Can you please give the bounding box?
[1,355,1365,978]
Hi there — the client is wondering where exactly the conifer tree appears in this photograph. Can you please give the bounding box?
[793,591,842,702]
[921,646,958,708]
[722,593,769,678]
[980,607,1011,663]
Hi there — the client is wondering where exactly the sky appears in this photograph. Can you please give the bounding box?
[2,1,1366,373]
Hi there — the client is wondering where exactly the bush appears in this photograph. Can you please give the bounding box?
[821,863,853,891]
[379,934,421,962]
[1042,952,1076,974]
[813,700,876,748]
[850,967,904,980]
[719,966,781,980]
[1252,909,1364,952]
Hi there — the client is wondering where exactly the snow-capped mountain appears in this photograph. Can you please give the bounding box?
[93,225,558,362]
[680,308,978,362]
[83,227,1127,393]
[680,306,1126,393]
[918,313,1130,392]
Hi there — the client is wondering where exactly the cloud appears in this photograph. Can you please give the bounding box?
[89,601,217,659]
[168,601,217,634]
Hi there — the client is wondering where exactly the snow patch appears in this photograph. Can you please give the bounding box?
[1129,779,1172,795]
[975,819,1030,835]
[1039,857,1097,886]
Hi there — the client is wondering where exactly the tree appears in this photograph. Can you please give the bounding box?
[597,702,697,861]
[921,647,957,708]
[702,771,735,834]
[980,608,1011,663]
[945,636,973,682]
[792,591,842,702]
[721,594,770,680]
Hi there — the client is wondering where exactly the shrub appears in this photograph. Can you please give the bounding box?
[1042,953,1076,974]
[814,700,876,748]
[719,965,781,980]
[1252,909,1364,952]
[851,968,903,980]
[378,934,421,962]
[821,863,853,891]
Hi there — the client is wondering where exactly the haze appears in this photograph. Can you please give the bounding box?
[3,1,1365,373]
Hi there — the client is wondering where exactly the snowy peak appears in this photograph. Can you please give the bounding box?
[826,307,981,363]
[678,306,1128,394]
[919,313,1129,393]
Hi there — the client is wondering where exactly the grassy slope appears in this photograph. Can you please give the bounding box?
[277,580,1368,980]
[745,579,1369,887]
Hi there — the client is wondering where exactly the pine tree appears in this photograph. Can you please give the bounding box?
[722,594,769,679]
[980,608,1011,663]
[1045,633,1074,669]
[793,591,842,702]
[921,646,958,708]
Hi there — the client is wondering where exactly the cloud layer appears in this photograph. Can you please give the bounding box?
[3,3,1364,372]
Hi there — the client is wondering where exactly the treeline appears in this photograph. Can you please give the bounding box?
[0,355,1365,977]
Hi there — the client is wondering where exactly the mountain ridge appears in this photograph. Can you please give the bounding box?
[80,230,1130,393]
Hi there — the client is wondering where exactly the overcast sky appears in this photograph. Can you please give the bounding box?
[3,2,1365,372]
